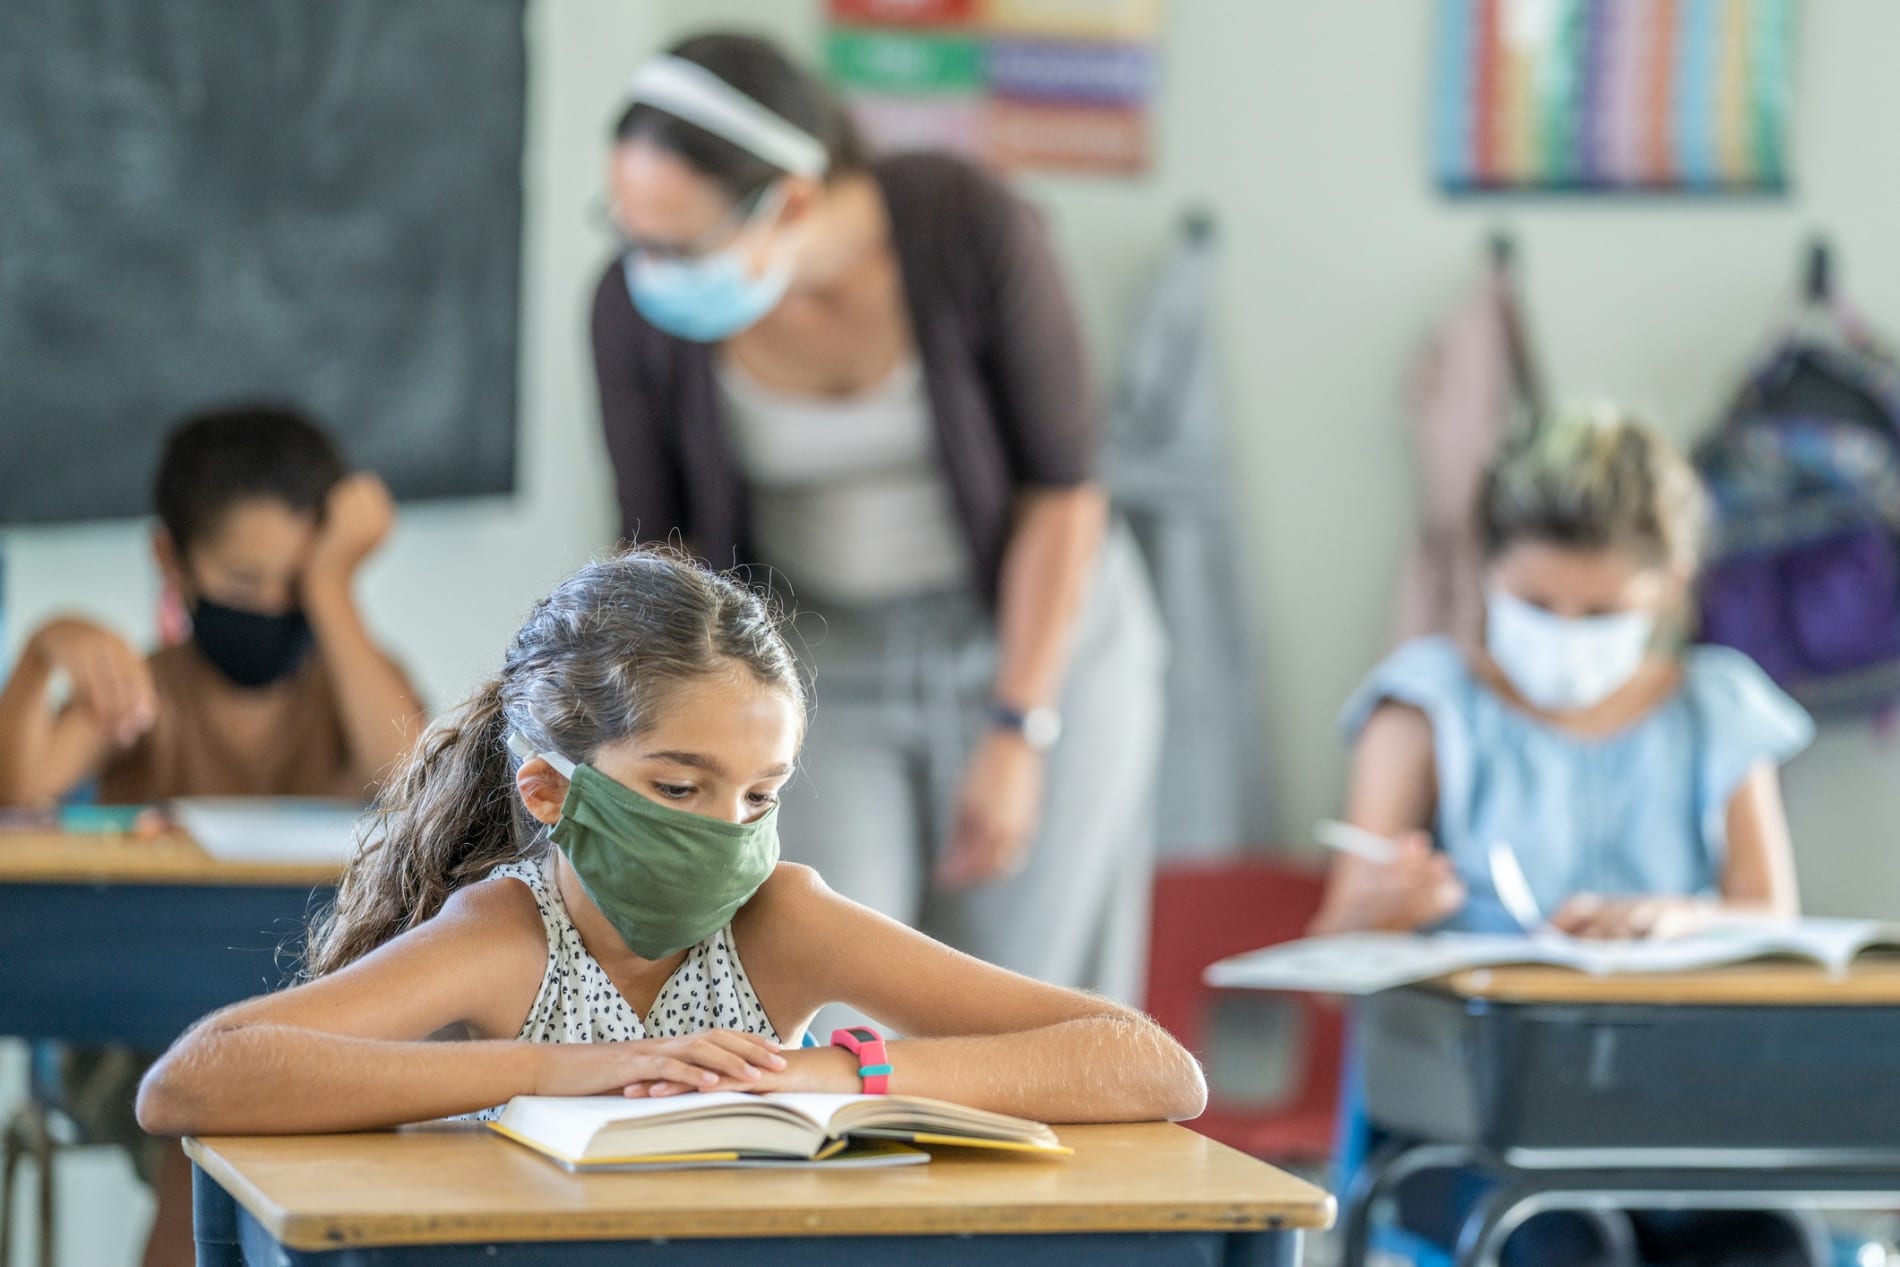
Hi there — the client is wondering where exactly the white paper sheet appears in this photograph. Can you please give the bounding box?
[172,797,366,865]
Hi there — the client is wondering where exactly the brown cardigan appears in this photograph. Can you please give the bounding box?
[589,151,1099,605]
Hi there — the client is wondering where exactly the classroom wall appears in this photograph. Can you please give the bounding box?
[646,0,1900,919]
[7,2,1900,1254]
[10,2,1898,913]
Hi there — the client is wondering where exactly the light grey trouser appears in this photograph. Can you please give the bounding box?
[776,524,1167,1015]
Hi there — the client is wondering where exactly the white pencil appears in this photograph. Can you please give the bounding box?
[1313,819,1402,865]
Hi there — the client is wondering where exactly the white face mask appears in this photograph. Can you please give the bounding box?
[1484,589,1655,713]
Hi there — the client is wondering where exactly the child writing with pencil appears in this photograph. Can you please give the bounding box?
[136,547,1206,1135]
[1313,405,1815,1266]
[0,403,424,1267]
[1313,404,1811,941]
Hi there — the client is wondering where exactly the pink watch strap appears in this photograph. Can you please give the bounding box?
[830,1026,891,1095]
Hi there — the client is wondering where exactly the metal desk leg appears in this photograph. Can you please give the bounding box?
[191,1163,241,1267]
[1339,1141,1483,1267]
[1453,1184,1641,1267]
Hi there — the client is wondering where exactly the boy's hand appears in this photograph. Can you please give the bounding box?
[306,474,395,590]
[30,619,156,748]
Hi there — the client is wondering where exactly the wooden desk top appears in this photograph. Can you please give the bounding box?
[0,830,340,887]
[186,1122,1335,1251]
[1440,958,1900,1005]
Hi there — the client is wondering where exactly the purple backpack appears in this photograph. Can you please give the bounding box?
[1697,334,1900,715]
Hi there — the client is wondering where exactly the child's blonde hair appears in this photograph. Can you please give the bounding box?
[1479,403,1708,575]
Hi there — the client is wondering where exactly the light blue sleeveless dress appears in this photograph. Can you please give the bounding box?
[1342,636,1814,932]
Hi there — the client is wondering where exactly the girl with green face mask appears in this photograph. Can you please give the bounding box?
[137,546,1208,1134]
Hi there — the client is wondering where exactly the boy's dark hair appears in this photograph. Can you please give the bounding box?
[154,403,346,553]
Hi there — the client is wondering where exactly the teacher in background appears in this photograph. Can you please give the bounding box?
[589,33,1165,1002]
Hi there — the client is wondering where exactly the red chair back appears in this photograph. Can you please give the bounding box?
[1145,855,1343,1162]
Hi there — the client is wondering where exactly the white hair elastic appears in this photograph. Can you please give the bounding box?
[625,54,829,179]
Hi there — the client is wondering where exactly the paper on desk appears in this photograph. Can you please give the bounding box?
[172,797,367,865]
[1204,932,1541,995]
[1206,920,1900,996]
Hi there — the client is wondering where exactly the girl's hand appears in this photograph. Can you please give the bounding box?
[534,1030,786,1097]
[30,618,157,748]
[1551,894,1714,940]
[936,731,1046,890]
[1313,832,1467,934]
[629,1044,861,1100]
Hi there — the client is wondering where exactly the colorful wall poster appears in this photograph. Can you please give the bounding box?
[1434,0,1796,193]
[825,0,1163,176]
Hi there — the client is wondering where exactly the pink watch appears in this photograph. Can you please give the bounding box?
[830,1026,892,1095]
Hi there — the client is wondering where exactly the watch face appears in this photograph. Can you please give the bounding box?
[847,1027,877,1043]
[1024,708,1063,750]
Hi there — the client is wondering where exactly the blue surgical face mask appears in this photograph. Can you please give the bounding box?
[623,187,792,343]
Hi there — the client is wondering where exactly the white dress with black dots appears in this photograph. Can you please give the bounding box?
[464,854,781,1122]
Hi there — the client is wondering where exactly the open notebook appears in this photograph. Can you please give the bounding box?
[1207,917,1900,997]
[489,1092,1071,1171]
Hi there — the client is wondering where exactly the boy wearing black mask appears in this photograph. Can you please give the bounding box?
[0,403,423,807]
[0,404,425,1265]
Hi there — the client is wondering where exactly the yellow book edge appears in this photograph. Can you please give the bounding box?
[906,1132,1074,1156]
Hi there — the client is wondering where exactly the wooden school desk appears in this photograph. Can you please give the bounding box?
[0,830,339,1048]
[187,1121,1335,1266]
[1339,961,1900,1267]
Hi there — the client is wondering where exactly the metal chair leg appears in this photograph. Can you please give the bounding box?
[0,1103,56,1267]
[1,1109,22,1267]
[29,1105,53,1267]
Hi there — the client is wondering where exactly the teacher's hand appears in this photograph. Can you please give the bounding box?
[936,732,1046,890]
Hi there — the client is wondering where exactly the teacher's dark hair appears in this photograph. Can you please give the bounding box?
[613,32,870,202]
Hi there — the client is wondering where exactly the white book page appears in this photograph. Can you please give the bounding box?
[172,797,365,865]
[1207,920,1900,997]
[1205,932,1566,995]
[1691,916,1900,974]
[755,1092,882,1133]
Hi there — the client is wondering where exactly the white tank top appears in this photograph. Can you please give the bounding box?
[464,854,780,1121]
[716,355,970,603]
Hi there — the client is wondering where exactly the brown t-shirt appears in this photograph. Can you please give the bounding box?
[98,643,364,804]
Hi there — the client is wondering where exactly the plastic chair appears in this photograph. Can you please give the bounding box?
[1145,854,1343,1162]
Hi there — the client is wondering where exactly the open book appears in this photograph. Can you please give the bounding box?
[490,1091,1071,1171]
[1206,917,1900,997]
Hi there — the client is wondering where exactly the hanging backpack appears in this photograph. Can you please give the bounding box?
[1696,318,1900,716]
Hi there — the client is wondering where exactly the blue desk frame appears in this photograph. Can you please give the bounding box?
[1336,985,1900,1267]
[191,1164,1307,1267]
[0,880,328,1048]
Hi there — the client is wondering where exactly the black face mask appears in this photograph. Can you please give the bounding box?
[190,599,313,688]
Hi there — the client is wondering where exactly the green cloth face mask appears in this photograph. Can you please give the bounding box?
[508,732,780,960]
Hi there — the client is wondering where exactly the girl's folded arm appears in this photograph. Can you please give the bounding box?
[739,865,1208,1124]
[137,878,553,1135]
